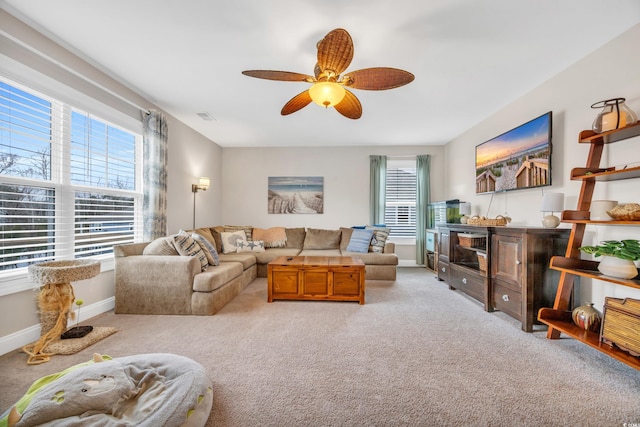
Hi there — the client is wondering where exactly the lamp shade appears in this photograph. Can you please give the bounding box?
[198,177,210,190]
[308,82,346,107]
[459,202,471,215]
[541,193,564,212]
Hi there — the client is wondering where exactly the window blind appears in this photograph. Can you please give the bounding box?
[385,159,417,237]
[74,191,136,257]
[0,184,56,269]
[0,78,141,276]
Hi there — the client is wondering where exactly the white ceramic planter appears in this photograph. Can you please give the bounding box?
[590,200,617,221]
[597,256,638,279]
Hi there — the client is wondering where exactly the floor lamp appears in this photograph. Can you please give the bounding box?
[192,177,210,229]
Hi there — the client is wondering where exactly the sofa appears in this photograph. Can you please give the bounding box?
[114,226,397,316]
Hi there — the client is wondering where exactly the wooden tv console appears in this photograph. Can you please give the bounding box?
[267,256,365,304]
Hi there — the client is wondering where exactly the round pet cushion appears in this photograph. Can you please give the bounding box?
[2,353,213,427]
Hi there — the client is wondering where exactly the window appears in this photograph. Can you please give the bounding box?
[0,79,142,281]
[385,159,417,238]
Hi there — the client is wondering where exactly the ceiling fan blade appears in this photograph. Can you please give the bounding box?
[342,67,415,90]
[281,90,313,115]
[334,90,362,120]
[242,70,313,82]
[317,29,354,76]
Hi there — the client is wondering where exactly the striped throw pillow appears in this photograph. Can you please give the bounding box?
[174,230,208,271]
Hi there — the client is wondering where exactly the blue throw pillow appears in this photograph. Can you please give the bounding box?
[346,228,375,253]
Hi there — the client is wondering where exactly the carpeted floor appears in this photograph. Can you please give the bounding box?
[1,267,638,426]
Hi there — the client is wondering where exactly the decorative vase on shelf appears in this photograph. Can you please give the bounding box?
[591,98,638,133]
[589,200,617,221]
[597,256,638,279]
[571,303,602,332]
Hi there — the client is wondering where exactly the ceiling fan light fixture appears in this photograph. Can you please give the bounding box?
[242,29,413,118]
[308,82,345,108]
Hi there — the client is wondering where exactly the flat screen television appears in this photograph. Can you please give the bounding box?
[475,111,552,194]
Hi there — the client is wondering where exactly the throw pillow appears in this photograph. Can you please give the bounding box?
[303,228,341,250]
[220,230,248,254]
[210,226,225,253]
[340,227,354,251]
[285,228,306,249]
[252,227,287,248]
[142,236,179,256]
[173,231,208,271]
[346,228,375,253]
[192,227,217,249]
[191,233,220,266]
[236,240,266,253]
[366,226,391,253]
[224,225,253,241]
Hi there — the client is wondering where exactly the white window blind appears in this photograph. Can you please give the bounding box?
[0,184,56,269]
[0,79,142,277]
[70,111,136,190]
[385,159,417,237]
[74,191,136,258]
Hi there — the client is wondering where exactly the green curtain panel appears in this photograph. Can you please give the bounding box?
[369,155,387,225]
[142,110,168,240]
[416,154,431,265]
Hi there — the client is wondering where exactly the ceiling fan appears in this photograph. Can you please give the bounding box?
[242,28,414,119]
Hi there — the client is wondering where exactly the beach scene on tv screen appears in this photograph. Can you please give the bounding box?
[475,113,551,193]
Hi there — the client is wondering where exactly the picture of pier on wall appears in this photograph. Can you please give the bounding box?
[475,111,552,194]
[268,176,324,214]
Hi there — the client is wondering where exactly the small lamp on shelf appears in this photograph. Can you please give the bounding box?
[541,193,564,228]
[459,202,471,224]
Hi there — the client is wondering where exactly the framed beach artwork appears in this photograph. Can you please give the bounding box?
[268,176,324,214]
[475,111,552,194]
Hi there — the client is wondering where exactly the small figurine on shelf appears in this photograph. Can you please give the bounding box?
[591,97,638,133]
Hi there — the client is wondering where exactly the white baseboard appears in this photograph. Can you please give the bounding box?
[398,260,426,267]
[0,297,115,357]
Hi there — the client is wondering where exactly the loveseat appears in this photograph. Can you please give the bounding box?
[114,226,397,316]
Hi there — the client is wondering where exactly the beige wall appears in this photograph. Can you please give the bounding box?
[220,145,445,228]
[165,116,223,234]
[443,23,640,308]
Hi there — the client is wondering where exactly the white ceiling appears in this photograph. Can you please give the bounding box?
[2,0,639,148]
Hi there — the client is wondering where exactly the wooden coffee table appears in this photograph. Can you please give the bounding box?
[267,256,365,304]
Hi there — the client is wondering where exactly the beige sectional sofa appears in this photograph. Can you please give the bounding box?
[114,226,397,316]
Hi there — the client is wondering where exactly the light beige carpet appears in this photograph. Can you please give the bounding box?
[0,268,638,426]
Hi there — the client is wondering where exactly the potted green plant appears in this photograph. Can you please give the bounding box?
[579,239,640,279]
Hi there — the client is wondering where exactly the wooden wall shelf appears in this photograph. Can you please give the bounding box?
[570,165,640,181]
[561,210,640,225]
[549,256,640,290]
[540,123,640,370]
[578,122,640,144]
[538,308,640,370]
